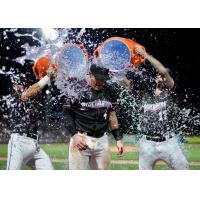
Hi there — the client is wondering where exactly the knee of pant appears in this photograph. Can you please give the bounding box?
[139,164,153,170]
[173,159,189,170]
[180,160,189,170]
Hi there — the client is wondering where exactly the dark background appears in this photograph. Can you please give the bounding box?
[0,28,199,110]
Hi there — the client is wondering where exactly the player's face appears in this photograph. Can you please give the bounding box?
[89,74,105,91]
[155,75,165,89]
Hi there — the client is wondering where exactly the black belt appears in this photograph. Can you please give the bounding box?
[79,131,105,138]
[144,135,173,142]
[19,132,39,140]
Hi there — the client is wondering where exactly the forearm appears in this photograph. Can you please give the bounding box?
[21,83,42,101]
[146,53,174,89]
[21,75,50,101]
[109,111,123,141]
[146,53,167,75]
[109,111,119,130]
[163,72,174,89]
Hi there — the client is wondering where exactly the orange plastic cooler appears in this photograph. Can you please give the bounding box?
[33,43,88,80]
[32,55,56,80]
[94,37,146,68]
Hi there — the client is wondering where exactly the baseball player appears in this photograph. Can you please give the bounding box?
[122,46,189,170]
[6,71,55,170]
[64,63,124,170]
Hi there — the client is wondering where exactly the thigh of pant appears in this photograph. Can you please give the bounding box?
[89,135,111,170]
[7,134,23,170]
[138,138,159,170]
[27,147,54,170]
[68,138,90,170]
[7,134,36,170]
[160,137,189,170]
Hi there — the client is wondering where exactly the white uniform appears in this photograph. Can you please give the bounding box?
[69,133,110,170]
[7,133,53,170]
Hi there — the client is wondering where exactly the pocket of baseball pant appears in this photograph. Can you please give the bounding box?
[70,138,79,153]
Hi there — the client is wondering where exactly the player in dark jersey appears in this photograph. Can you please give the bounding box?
[64,64,124,170]
[121,45,189,170]
[6,70,56,170]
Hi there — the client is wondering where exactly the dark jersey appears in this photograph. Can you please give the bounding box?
[9,93,44,134]
[138,89,177,137]
[5,82,61,135]
[126,69,178,137]
[63,80,118,137]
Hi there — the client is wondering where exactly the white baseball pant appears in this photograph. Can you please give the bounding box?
[138,136,189,170]
[7,133,54,170]
[68,133,111,170]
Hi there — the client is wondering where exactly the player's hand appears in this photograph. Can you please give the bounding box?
[47,65,57,80]
[21,92,28,101]
[116,140,124,157]
[13,84,23,93]
[135,45,147,58]
[72,134,88,151]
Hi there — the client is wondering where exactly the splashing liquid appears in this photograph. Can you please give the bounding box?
[0,28,199,141]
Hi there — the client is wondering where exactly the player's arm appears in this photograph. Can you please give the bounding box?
[108,111,124,156]
[21,66,57,101]
[135,46,175,89]
[21,75,50,101]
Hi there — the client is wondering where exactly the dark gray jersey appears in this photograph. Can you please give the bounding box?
[138,89,176,137]
[63,80,119,137]
[5,82,62,135]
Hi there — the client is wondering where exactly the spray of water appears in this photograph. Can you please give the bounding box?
[0,28,199,141]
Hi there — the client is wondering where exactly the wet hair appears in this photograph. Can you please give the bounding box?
[89,63,110,80]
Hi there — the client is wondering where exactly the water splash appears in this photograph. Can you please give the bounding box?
[14,28,64,65]
[0,28,199,141]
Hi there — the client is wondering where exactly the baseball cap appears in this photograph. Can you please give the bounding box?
[90,63,110,80]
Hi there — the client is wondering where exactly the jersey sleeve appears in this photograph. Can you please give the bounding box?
[105,83,120,111]
[62,97,77,137]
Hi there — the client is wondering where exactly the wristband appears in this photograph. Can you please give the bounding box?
[37,75,50,89]
[111,129,123,141]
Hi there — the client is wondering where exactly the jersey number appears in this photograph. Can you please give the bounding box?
[158,110,167,121]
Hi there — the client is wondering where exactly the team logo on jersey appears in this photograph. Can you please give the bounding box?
[80,99,113,109]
